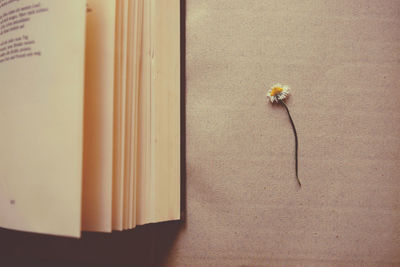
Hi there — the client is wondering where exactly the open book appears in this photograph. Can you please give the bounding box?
[0,0,180,238]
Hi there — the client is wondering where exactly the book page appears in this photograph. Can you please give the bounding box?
[124,0,135,229]
[120,0,129,230]
[135,0,180,225]
[112,0,124,231]
[81,0,116,232]
[130,0,143,229]
[150,0,181,223]
[136,0,152,224]
[0,0,86,237]
[126,0,143,229]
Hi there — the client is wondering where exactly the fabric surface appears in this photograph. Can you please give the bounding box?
[169,0,400,265]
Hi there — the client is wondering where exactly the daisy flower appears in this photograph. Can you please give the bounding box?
[267,83,301,187]
[267,83,290,103]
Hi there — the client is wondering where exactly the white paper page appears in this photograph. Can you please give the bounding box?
[81,0,116,232]
[0,0,86,237]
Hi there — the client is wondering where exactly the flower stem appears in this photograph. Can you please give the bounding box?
[279,99,301,187]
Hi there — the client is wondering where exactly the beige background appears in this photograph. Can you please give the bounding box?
[174,0,400,265]
[1,0,400,266]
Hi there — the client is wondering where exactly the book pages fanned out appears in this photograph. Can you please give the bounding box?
[0,0,180,237]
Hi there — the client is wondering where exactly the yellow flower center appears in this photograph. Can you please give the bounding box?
[270,87,283,96]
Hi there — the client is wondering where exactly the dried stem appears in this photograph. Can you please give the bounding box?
[279,99,301,187]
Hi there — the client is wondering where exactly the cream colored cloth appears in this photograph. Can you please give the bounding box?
[169,0,400,265]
